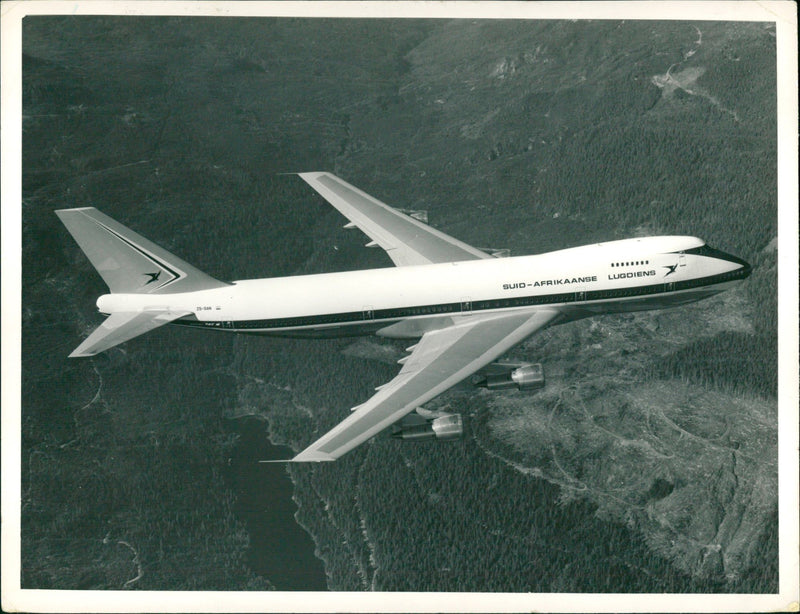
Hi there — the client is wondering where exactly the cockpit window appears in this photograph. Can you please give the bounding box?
[682,244,749,267]
[683,244,719,258]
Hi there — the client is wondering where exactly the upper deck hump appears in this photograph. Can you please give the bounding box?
[588,235,702,253]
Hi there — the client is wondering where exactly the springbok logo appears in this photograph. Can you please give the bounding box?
[143,271,162,285]
[663,264,678,277]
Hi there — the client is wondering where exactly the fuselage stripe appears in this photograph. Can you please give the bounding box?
[171,266,747,333]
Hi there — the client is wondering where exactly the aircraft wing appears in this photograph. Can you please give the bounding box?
[298,172,493,266]
[289,309,560,461]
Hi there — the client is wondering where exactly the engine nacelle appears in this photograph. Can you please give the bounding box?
[391,413,464,442]
[475,363,545,391]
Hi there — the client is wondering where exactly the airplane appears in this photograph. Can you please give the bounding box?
[56,172,752,462]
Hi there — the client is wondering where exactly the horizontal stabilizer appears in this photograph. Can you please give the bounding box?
[70,310,191,357]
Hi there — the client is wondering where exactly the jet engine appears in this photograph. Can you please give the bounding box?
[391,412,464,442]
[474,362,545,391]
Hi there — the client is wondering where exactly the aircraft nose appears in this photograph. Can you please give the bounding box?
[718,249,751,280]
[722,251,751,279]
[692,244,752,280]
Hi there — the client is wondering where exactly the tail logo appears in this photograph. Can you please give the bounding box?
[143,271,162,285]
[91,219,181,291]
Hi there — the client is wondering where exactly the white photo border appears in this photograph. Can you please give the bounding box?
[2,2,797,612]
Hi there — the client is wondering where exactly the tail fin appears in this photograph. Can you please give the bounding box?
[55,207,229,294]
[56,207,229,357]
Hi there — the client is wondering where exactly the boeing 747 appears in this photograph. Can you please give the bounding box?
[56,172,751,461]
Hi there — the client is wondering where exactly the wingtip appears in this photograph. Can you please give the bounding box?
[55,206,96,216]
[296,171,330,181]
[291,451,336,462]
[258,449,337,463]
[258,456,335,463]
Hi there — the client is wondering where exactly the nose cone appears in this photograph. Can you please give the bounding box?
[741,259,752,279]
[719,249,751,279]
[718,250,751,280]
[686,244,751,280]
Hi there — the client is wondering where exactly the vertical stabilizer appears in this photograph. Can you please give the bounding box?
[55,207,229,294]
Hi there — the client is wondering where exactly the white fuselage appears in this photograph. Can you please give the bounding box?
[96,235,750,339]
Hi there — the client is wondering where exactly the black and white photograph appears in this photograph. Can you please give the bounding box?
[2,2,797,612]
